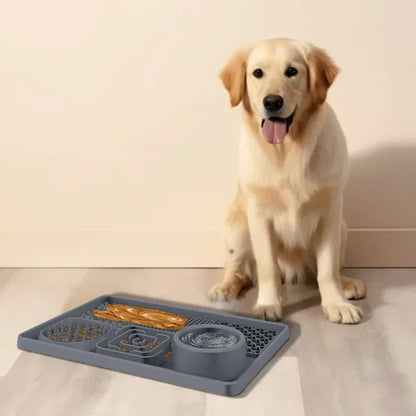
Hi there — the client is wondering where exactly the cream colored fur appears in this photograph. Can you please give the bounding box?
[208,38,366,324]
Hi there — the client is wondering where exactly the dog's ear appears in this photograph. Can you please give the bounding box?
[306,44,339,105]
[220,49,249,107]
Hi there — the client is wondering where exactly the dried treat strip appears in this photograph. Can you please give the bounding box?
[92,304,188,330]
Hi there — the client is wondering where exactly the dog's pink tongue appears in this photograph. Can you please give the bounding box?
[262,119,286,144]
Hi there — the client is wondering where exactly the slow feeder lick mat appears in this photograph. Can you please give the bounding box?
[18,295,289,396]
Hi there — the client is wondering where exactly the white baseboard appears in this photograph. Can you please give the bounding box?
[344,228,416,267]
[0,229,414,267]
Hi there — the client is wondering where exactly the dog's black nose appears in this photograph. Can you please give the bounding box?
[263,95,284,112]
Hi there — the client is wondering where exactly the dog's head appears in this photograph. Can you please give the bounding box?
[220,38,339,144]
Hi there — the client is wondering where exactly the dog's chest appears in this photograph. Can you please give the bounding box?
[273,202,321,250]
[239,133,331,248]
[241,157,327,249]
[248,180,324,249]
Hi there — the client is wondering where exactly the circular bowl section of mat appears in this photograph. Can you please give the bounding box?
[172,324,246,381]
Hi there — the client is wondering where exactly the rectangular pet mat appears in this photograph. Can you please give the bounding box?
[17,295,289,396]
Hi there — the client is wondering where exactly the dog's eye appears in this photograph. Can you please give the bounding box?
[285,67,298,77]
[253,68,264,78]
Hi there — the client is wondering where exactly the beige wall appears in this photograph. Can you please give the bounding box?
[0,1,415,266]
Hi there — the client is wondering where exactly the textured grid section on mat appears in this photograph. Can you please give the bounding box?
[80,302,280,357]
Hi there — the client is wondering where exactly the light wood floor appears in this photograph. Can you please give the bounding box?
[0,268,415,415]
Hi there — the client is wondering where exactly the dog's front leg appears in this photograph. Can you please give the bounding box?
[248,205,283,321]
[316,200,363,324]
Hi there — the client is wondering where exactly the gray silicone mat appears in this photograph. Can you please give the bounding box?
[17,295,289,396]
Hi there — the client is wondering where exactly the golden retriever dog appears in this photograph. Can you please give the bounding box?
[208,38,366,324]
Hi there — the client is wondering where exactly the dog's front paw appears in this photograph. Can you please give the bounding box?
[254,303,283,321]
[207,282,240,302]
[322,302,363,324]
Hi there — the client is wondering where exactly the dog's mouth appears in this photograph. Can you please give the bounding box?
[261,110,295,144]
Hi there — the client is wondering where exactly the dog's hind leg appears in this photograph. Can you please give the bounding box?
[339,220,367,300]
[341,275,367,300]
[340,219,347,267]
[208,192,254,302]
